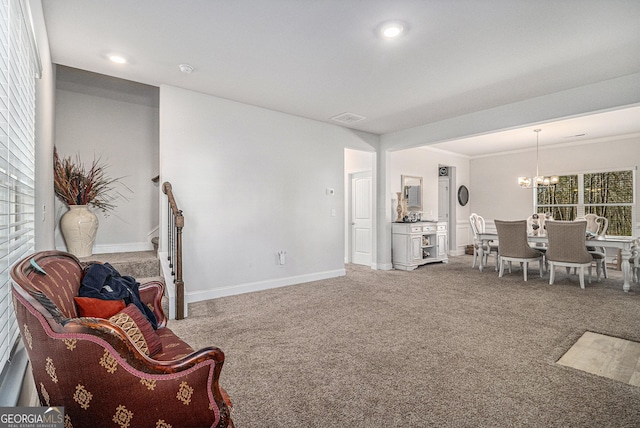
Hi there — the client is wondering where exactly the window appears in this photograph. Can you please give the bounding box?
[0,0,38,374]
[536,169,635,236]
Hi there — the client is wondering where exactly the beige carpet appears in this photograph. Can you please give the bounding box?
[167,256,640,427]
[79,250,161,280]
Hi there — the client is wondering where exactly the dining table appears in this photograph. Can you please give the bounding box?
[477,232,637,292]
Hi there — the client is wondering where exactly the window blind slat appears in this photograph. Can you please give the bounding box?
[0,0,36,372]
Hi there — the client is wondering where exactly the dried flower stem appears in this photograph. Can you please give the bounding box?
[53,147,130,213]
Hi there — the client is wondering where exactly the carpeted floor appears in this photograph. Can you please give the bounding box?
[167,256,640,427]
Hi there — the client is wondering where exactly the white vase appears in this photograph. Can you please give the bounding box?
[60,205,99,257]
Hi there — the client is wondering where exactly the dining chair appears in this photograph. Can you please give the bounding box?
[494,219,544,281]
[546,220,594,289]
[527,213,545,237]
[576,213,609,281]
[630,238,640,283]
[526,213,551,264]
[469,213,499,271]
[581,213,609,236]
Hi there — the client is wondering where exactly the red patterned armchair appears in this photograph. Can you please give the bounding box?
[11,250,233,428]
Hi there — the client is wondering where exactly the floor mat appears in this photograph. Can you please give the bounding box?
[557,331,640,386]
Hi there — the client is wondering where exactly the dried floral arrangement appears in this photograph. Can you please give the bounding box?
[53,146,130,213]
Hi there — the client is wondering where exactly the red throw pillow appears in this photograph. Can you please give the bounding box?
[74,297,126,319]
[109,304,162,357]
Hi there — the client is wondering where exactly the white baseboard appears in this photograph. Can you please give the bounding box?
[185,269,346,306]
[159,252,345,319]
[93,242,154,254]
[56,242,154,254]
[372,262,393,270]
[451,247,467,256]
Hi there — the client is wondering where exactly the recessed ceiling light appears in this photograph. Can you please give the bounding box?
[178,64,194,74]
[109,55,127,64]
[378,21,406,39]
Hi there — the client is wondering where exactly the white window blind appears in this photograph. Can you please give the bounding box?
[0,0,37,373]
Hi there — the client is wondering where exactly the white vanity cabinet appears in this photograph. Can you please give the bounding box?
[392,221,448,270]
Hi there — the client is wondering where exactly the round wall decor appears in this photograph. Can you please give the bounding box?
[457,185,469,206]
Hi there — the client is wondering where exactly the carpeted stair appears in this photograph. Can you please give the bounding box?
[79,250,162,282]
[78,251,169,315]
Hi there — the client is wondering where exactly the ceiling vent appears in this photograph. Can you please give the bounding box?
[330,112,366,124]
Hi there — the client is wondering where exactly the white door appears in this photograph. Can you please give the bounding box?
[438,177,450,256]
[438,177,449,222]
[351,172,372,266]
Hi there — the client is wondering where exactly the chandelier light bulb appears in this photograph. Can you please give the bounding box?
[517,129,559,188]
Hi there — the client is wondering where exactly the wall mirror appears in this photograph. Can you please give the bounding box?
[401,175,423,211]
[457,185,469,206]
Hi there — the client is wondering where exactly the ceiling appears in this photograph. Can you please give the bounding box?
[41,0,640,156]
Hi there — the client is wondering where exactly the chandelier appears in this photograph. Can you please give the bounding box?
[518,129,559,188]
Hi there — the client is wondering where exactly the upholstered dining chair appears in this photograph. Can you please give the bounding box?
[546,220,594,289]
[576,213,609,281]
[469,213,499,271]
[11,251,234,428]
[526,213,551,267]
[494,219,544,281]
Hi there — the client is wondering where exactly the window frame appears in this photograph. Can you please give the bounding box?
[535,167,636,236]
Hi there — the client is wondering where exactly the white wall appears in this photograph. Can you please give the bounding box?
[30,0,56,250]
[159,85,377,303]
[470,135,640,235]
[377,75,640,266]
[53,70,159,253]
[386,136,639,258]
[389,147,471,254]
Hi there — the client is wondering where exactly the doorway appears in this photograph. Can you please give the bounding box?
[349,171,373,266]
[438,166,455,255]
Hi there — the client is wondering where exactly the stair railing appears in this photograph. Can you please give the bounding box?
[162,182,185,319]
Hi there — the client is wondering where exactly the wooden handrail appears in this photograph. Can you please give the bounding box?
[162,182,184,319]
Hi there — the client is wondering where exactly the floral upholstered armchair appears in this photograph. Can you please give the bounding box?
[11,251,233,428]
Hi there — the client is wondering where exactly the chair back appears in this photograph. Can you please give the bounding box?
[469,213,485,240]
[631,238,640,267]
[546,221,593,263]
[10,252,96,418]
[11,251,82,326]
[526,213,543,236]
[577,213,608,236]
[495,219,541,258]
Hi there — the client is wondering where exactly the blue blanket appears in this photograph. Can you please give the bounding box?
[79,262,158,329]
